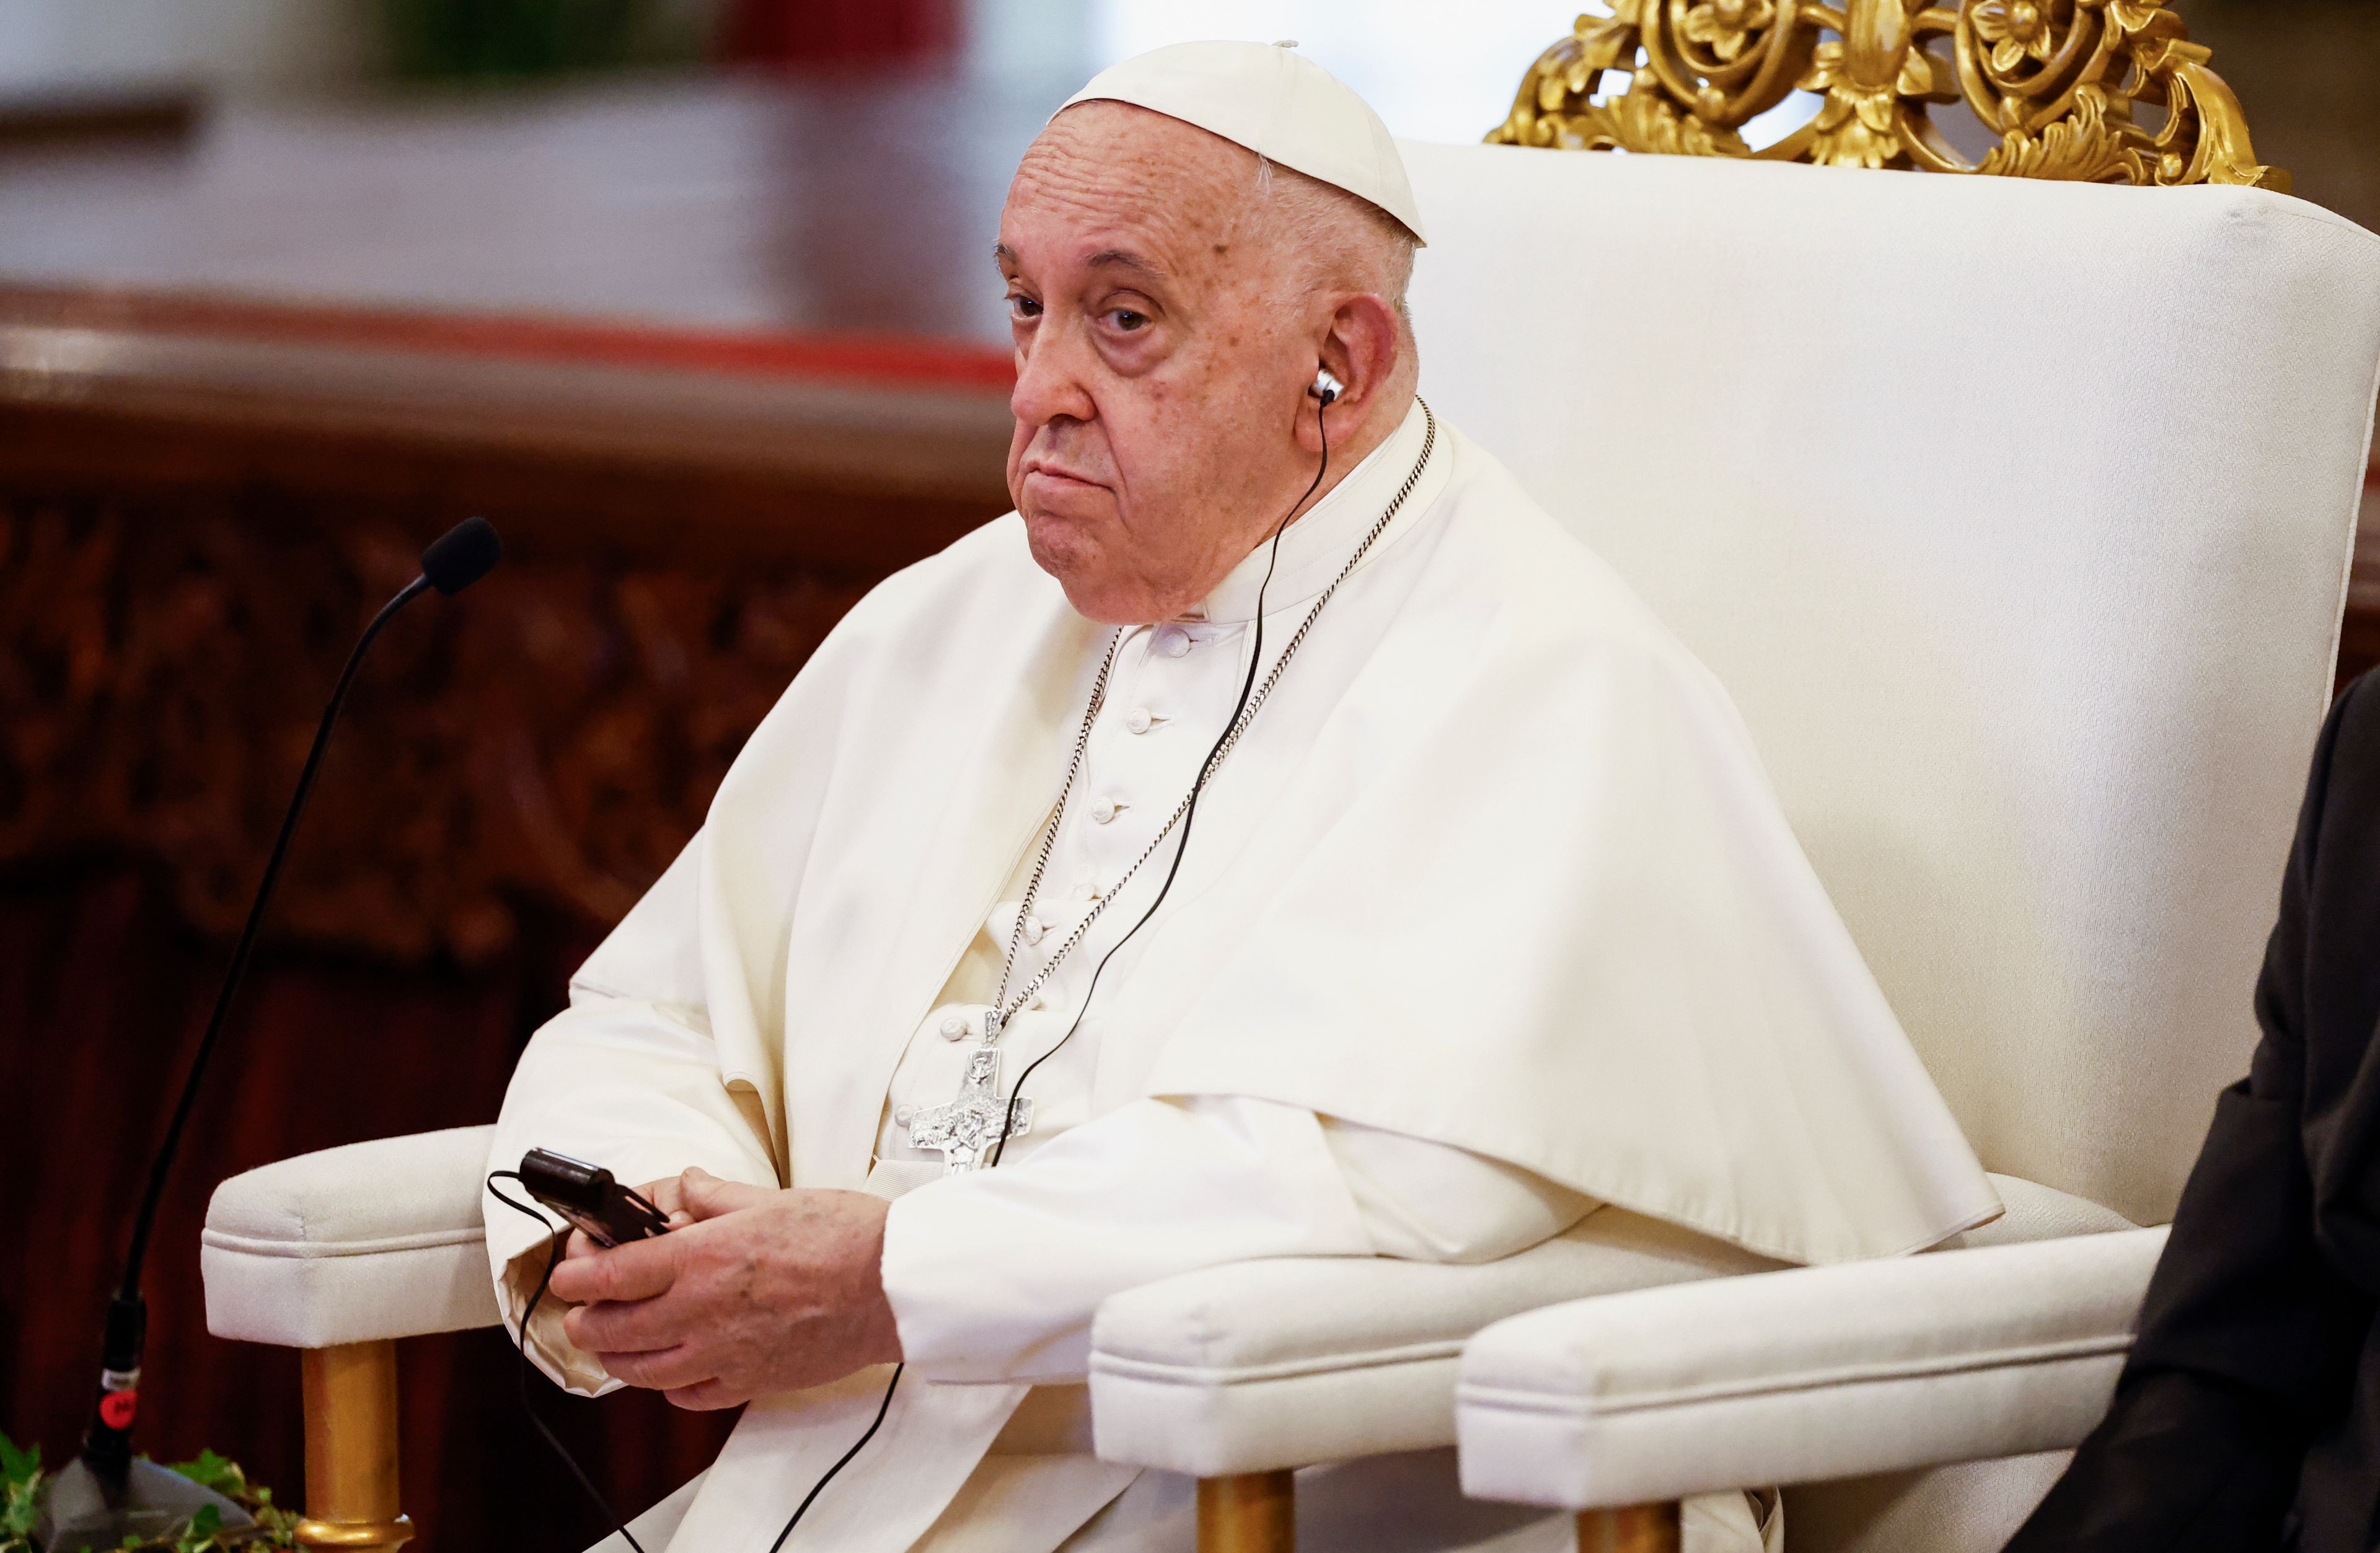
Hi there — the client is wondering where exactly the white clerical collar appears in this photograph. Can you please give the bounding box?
[1192,397,1439,626]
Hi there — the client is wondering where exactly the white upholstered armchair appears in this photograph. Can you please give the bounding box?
[202,26,2380,1553]
[1073,150,2379,1553]
[1417,68,2380,1553]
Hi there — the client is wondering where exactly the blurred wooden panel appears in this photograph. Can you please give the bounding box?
[0,345,998,1548]
[0,71,1065,347]
[0,284,1013,566]
[0,67,1035,1549]
[0,278,1015,958]
[0,858,734,1553]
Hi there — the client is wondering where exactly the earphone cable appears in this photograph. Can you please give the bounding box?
[485,1172,650,1553]
[990,390,1335,1166]
[763,1363,906,1553]
[479,392,1362,1548]
[782,395,1339,1547]
[483,1169,898,1553]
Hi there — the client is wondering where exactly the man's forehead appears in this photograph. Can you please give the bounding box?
[1002,107,1258,273]
[1012,107,1253,213]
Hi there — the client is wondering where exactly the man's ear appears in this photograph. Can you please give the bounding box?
[1297,293,1403,452]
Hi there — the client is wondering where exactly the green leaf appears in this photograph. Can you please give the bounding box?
[0,1435,46,1543]
[0,1435,35,1489]
[175,1501,223,1552]
[167,1449,244,1496]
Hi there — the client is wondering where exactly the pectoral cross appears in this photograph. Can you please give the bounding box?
[903,1038,1033,1175]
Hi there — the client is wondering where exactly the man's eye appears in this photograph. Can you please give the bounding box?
[1107,310,1148,333]
[1008,295,1042,320]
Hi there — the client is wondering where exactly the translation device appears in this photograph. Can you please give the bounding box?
[518,1147,672,1247]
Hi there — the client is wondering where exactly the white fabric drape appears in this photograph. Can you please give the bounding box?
[489,399,1989,1551]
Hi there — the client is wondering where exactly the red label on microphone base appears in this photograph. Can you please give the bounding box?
[99,1389,138,1430]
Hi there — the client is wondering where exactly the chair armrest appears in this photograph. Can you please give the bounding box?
[203,1125,503,1348]
[1088,1208,1779,1477]
[1456,1226,2167,1510]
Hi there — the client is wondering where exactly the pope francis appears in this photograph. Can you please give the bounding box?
[485,40,2001,1553]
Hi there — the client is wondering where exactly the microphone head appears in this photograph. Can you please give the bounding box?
[420,517,503,596]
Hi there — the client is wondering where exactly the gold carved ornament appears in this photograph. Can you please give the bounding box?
[1489,0,2286,191]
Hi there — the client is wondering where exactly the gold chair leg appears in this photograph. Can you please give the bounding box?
[295,1341,415,1551]
[1198,1469,1295,1553]
[1579,1502,1682,1553]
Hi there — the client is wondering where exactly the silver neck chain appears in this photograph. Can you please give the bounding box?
[985,400,1439,1039]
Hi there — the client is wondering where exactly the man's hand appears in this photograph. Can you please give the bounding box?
[548,1168,902,1410]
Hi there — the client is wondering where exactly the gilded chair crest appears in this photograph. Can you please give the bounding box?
[1491,0,2283,190]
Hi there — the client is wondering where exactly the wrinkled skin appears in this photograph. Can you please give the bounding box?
[539,103,1418,1408]
[549,1169,899,1410]
[1003,100,1416,623]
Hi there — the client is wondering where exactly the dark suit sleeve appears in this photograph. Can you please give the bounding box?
[2006,674,2380,1552]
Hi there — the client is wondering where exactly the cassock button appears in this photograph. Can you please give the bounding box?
[939,1014,967,1041]
[1091,799,1119,824]
[1022,915,1046,945]
[1126,708,1153,734]
[1155,627,1191,659]
[1070,881,1099,900]
[894,1105,916,1126]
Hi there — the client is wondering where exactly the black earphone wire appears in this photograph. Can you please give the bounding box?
[764,1362,904,1553]
[484,1166,899,1553]
[770,392,1333,1545]
[478,391,1334,1551]
[485,1171,651,1553]
[988,389,1333,1168]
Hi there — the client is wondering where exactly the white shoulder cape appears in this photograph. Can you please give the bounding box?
[583,418,1998,1265]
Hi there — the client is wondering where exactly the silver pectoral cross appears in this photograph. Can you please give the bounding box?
[902,1037,1033,1175]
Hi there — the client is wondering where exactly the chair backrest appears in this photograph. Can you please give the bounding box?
[1405,144,2380,1226]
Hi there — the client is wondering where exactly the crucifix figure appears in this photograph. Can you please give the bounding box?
[904,1041,1033,1175]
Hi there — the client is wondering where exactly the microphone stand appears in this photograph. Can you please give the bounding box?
[39,519,501,1552]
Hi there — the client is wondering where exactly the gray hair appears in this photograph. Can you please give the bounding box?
[1250,156,1419,340]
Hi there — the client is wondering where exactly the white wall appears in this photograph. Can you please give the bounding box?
[1079,0,1567,144]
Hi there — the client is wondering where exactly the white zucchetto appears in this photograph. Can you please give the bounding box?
[1057,40,1429,246]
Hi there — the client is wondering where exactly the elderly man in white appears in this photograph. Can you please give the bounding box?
[487,40,2000,1553]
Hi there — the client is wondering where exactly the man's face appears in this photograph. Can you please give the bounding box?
[999,103,1319,624]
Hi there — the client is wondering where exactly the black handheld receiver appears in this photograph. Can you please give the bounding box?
[518,1148,672,1247]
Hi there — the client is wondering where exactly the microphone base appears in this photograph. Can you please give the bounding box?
[34,1456,255,1552]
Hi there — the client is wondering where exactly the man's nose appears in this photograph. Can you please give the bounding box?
[1010,323,1096,429]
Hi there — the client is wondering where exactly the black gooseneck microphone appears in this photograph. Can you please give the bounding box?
[38,517,503,1553]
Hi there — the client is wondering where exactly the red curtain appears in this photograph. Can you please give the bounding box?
[721,0,960,67]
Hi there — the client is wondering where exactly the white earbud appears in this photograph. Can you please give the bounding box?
[1311,367,1343,406]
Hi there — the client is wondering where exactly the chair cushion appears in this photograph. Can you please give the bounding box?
[1457,1220,2164,1508]
[202,1124,501,1348]
[1088,1172,2110,1477]
[1946,1172,2133,1248]
[1091,1203,1786,1476]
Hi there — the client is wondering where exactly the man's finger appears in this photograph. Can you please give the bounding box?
[679,1168,772,1222]
[639,1175,691,1221]
[664,1378,749,1412]
[592,1343,713,1392]
[563,1295,685,1356]
[547,1234,678,1306]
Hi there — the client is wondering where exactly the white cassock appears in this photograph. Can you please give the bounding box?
[485,400,2001,1553]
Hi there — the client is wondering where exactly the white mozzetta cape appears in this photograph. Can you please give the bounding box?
[576,412,1995,1267]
